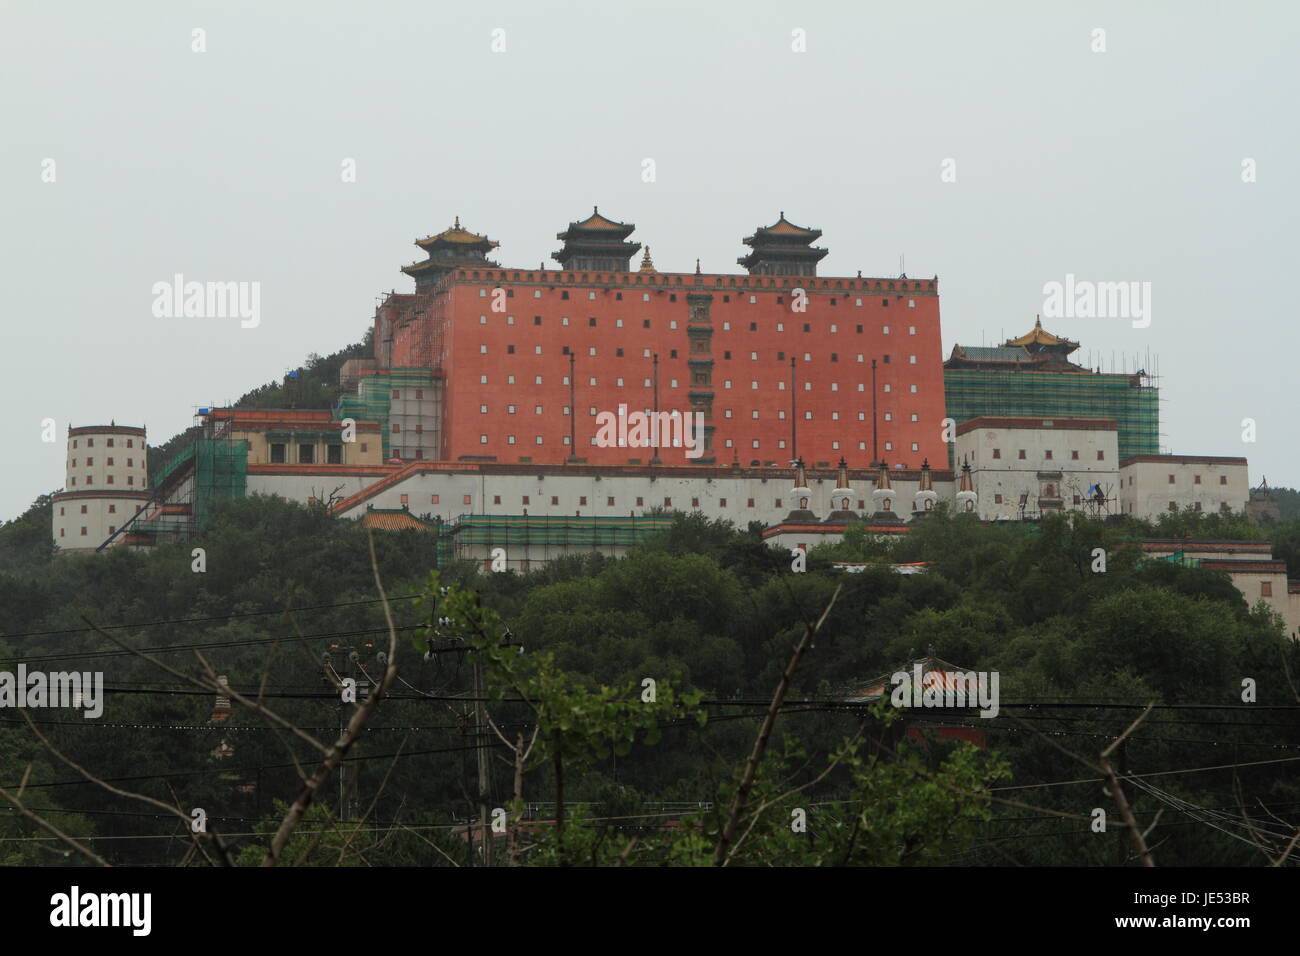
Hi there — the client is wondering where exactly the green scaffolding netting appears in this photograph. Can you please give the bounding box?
[193,439,247,530]
[943,369,1159,465]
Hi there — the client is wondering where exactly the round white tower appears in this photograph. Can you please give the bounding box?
[52,424,151,551]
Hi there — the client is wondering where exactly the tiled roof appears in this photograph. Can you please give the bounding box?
[360,509,438,531]
[1005,317,1077,348]
[957,346,1033,362]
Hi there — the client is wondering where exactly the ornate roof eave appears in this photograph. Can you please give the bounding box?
[401,257,500,276]
[557,208,636,241]
[737,246,830,268]
[552,241,643,264]
[1004,316,1080,352]
[743,214,823,244]
[415,218,499,251]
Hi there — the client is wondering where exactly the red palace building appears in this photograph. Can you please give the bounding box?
[345,210,947,471]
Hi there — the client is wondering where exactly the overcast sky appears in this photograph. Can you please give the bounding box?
[2,0,1296,521]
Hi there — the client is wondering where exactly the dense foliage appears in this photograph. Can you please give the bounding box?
[2,495,1298,866]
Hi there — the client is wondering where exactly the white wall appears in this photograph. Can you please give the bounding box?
[955,424,1119,520]
[1119,458,1250,519]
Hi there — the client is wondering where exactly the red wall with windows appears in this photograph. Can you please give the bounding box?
[388,269,947,469]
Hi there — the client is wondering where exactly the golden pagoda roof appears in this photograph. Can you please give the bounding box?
[1004,316,1077,349]
[638,246,657,273]
[766,216,813,236]
[745,212,822,241]
[416,217,499,249]
[574,208,630,230]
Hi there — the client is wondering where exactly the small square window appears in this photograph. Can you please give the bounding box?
[431,494,440,504]
[992,449,1001,459]
[463,495,472,505]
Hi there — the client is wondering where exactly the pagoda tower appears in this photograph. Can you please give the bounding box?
[737,212,829,276]
[782,458,818,523]
[553,207,641,271]
[956,458,978,514]
[912,459,938,518]
[870,460,905,524]
[402,217,500,292]
[825,457,858,524]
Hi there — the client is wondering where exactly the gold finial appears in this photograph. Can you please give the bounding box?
[695,258,701,275]
[639,247,657,273]
[454,216,460,229]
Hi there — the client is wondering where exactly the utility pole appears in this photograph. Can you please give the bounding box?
[651,353,661,465]
[871,359,879,465]
[568,351,577,461]
[472,649,492,867]
[789,357,797,459]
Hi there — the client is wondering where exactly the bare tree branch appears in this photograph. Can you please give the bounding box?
[714,584,842,866]
[260,531,400,866]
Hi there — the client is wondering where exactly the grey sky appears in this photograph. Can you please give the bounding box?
[2,0,1296,521]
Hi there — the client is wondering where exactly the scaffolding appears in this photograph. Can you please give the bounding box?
[944,368,1159,462]
[336,366,439,459]
[447,513,675,567]
[193,439,247,530]
[115,438,247,546]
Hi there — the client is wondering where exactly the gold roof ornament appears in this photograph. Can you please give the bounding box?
[1004,316,1078,350]
[639,246,657,273]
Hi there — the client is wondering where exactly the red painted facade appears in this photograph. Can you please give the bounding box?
[376,233,947,470]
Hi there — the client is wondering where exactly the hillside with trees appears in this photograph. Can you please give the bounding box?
[2,499,1298,866]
